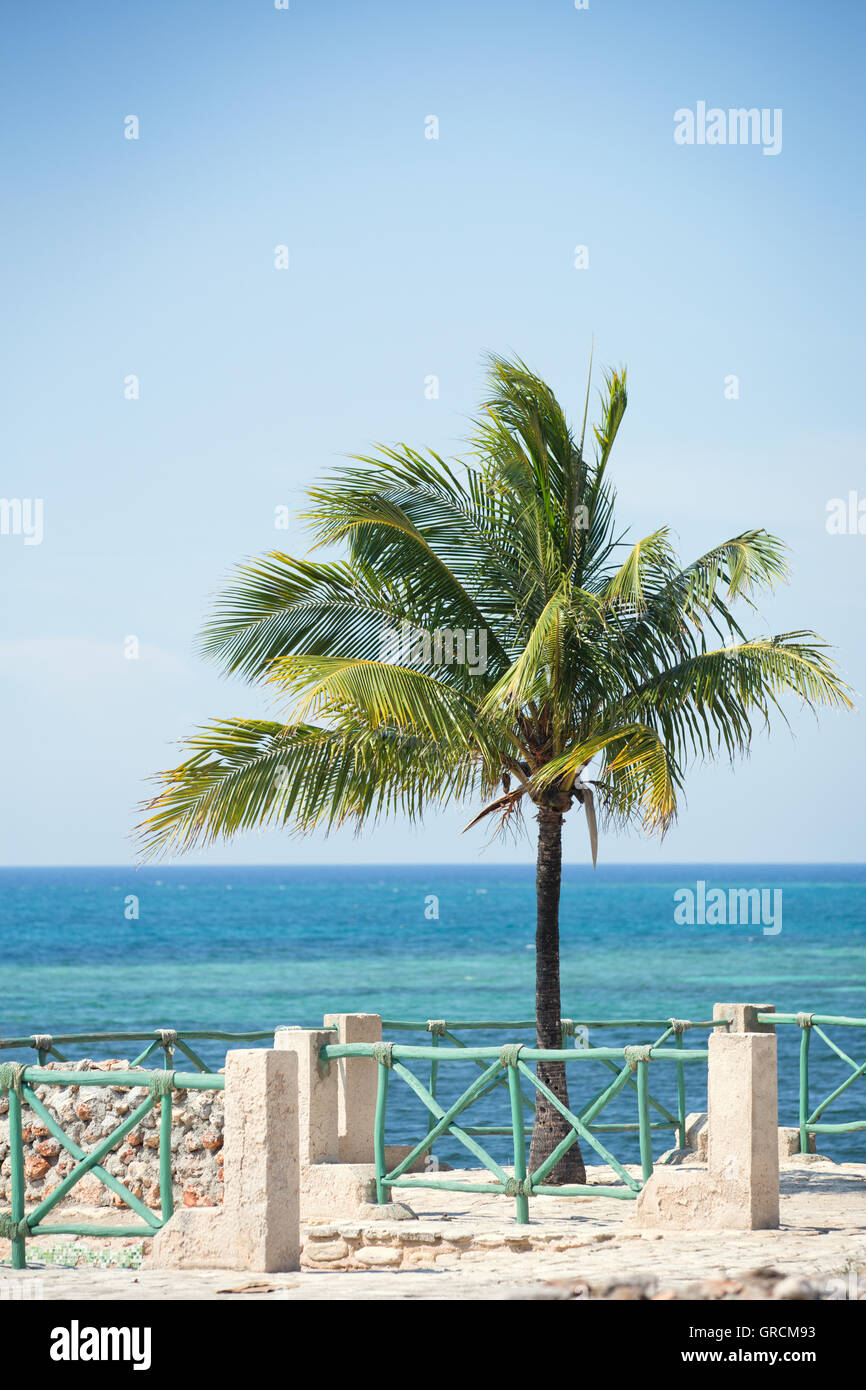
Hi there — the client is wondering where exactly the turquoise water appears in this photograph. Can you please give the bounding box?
[1,864,864,1165]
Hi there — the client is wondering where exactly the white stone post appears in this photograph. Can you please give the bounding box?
[147,1047,300,1271]
[222,1048,301,1270]
[323,1012,382,1164]
[631,1002,780,1230]
[273,1027,339,1164]
[277,1024,384,1216]
[707,1002,779,1228]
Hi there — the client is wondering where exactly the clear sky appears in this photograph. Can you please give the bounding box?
[1,0,863,866]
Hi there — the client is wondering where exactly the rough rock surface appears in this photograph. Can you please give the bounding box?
[0,1060,223,1212]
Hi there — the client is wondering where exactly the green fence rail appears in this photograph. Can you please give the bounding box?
[0,1027,336,1071]
[320,1039,710,1223]
[0,1062,224,1270]
[759,1012,866,1152]
[380,1017,722,1154]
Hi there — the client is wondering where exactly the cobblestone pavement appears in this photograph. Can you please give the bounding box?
[2,1157,865,1300]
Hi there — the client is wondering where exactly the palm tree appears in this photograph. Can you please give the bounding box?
[138,354,852,1182]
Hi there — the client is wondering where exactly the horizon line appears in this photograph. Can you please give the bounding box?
[1,861,864,871]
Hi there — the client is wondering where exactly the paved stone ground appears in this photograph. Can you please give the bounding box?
[2,1155,865,1300]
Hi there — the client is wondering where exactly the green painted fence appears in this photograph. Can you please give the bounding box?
[4,1007,863,1250]
[0,1062,223,1270]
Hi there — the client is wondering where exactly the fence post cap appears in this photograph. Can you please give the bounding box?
[713,1003,775,1034]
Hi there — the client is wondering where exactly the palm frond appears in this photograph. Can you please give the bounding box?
[200,556,401,680]
[480,579,572,715]
[623,633,853,763]
[137,717,487,859]
[268,654,495,751]
[532,721,680,834]
[599,528,677,614]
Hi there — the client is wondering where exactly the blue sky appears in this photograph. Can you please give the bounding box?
[1,0,863,865]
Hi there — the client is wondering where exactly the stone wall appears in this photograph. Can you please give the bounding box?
[0,1061,225,1212]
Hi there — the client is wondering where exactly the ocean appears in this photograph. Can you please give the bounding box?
[1,863,864,1167]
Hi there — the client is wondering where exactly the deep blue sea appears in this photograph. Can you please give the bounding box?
[1,864,864,1167]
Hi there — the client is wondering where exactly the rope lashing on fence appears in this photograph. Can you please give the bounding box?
[31,1034,53,1053]
[560,1018,576,1036]
[148,1070,176,1097]
[426,1020,447,1036]
[0,1213,29,1240]
[796,1013,815,1029]
[371,1043,395,1067]
[0,1062,25,1096]
[623,1045,654,1072]
[157,1030,178,1047]
[503,1176,533,1196]
[499,1044,524,1068]
[669,1019,692,1034]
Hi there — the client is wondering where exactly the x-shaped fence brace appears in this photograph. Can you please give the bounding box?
[399,1019,697,1154]
[0,1062,224,1270]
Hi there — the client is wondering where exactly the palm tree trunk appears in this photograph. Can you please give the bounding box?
[527,805,586,1184]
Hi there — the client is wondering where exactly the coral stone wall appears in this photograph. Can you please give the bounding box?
[0,1060,225,1212]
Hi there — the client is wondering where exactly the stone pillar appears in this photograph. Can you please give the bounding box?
[273,1028,338,1164]
[222,1048,301,1270]
[707,1007,779,1228]
[147,1047,300,1271]
[323,1013,382,1164]
[630,1002,780,1230]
